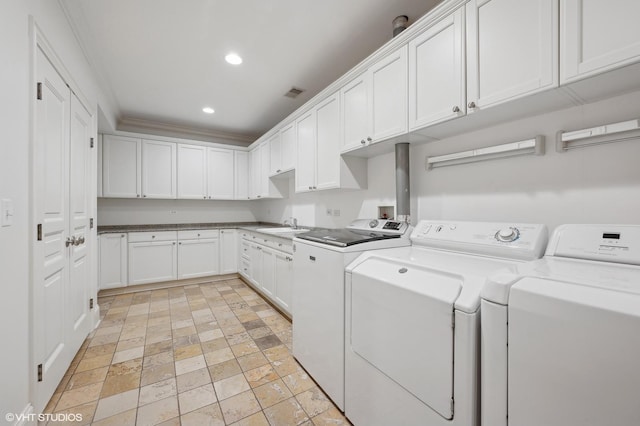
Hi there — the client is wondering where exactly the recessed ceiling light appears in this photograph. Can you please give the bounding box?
[202,107,215,114]
[225,53,243,65]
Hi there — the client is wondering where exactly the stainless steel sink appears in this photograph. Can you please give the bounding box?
[255,227,309,234]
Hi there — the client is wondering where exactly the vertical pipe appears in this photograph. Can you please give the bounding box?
[392,15,409,37]
[395,143,410,223]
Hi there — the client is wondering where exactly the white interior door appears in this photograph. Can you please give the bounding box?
[67,94,92,351]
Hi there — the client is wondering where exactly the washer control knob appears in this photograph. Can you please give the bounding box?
[368,219,379,228]
[495,227,520,242]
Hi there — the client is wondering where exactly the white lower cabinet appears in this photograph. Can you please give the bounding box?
[220,229,238,274]
[274,250,293,313]
[128,232,178,285]
[177,230,219,279]
[98,233,128,289]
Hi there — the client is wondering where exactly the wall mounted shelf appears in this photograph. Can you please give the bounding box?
[556,119,640,152]
[426,136,545,170]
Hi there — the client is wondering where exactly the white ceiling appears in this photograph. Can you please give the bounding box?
[62,0,441,142]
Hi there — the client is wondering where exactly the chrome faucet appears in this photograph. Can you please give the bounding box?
[284,217,298,229]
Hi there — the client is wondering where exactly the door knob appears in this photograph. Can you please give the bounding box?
[65,237,75,247]
[75,236,85,246]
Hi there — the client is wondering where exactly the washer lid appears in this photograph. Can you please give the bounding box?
[350,256,462,419]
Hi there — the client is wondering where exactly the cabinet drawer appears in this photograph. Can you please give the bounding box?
[240,259,251,277]
[128,231,177,242]
[178,229,219,240]
[240,230,253,240]
[266,238,293,254]
[241,241,250,256]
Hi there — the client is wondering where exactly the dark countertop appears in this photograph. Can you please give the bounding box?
[97,222,321,240]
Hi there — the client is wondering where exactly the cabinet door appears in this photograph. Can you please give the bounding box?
[261,247,276,298]
[315,92,341,190]
[219,229,238,274]
[249,243,263,286]
[208,148,234,199]
[250,148,261,199]
[234,151,249,200]
[177,238,219,279]
[341,73,369,151]
[561,0,640,83]
[142,139,177,199]
[177,144,207,199]
[259,141,270,197]
[102,135,141,198]
[279,122,296,172]
[268,133,282,175]
[98,233,128,289]
[409,8,466,130]
[369,45,408,142]
[274,251,293,314]
[466,0,558,111]
[295,109,316,193]
[128,240,177,285]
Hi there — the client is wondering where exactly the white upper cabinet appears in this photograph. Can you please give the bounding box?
[279,122,296,172]
[177,144,207,199]
[141,139,176,199]
[102,135,141,198]
[561,0,640,84]
[234,150,249,200]
[409,8,465,130]
[208,148,234,199]
[315,92,341,190]
[341,46,408,153]
[250,147,260,199]
[295,109,317,193]
[268,133,282,176]
[259,141,270,197]
[466,0,558,112]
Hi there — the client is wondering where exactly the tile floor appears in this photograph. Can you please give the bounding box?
[43,278,350,425]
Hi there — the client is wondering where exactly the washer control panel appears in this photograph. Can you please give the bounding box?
[411,220,548,261]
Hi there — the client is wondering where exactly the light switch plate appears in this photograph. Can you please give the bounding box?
[1,199,14,227]
[333,209,340,217]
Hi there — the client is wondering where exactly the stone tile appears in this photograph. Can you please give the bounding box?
[100,371,141,398]
[75,354,112,373]
[208,359,243,382]
[52,400,97,425]
[173,325,197,338]
[83,343,117,360]
[253,379,293,409]
[94,325,123,337]
[145,340,173,357]
[139,377,177,406]
[175,354,207,376]
[205,347,235,366]
[244,364,279,389]
[272,356,302,377]
[56,382,103,411]
[156,417,181,426]
[237,351,269,372]
[263,397,310,426]
[178,383,217,414]
[226,331,252,346]
[172,318,194,329]
[116,336,146,352]
[231,341,260,357]
[146,329,173,345]
[112,346,145,364]
[180,403,225,426]
[93,388,139,421]
[176,368,211,393]
[229,411,270,426]
[66,366,109,390]
[144,351,174,369]
[199,328,224,342]
[253,335,282,351]
[242,319,266,331]
[247,327,274,340]
[311,406,349,426]
[141,362,176,387]
[91,408,137,426]
[174,343,203,361]
[136,395,179,425]
[262,345,290,363]
[173,334,200,349]
[295,387,332,417]
[219,390,262,424]
[88,333,121,347]
[283,371,316,395]
[213,373,250,401]
[108,358,143,377]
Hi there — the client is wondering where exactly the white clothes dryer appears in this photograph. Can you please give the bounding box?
[344,220,548,426]
[481,224,640,426]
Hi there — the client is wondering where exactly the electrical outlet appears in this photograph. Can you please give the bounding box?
[326,208,332,216]
[333,209,340,217]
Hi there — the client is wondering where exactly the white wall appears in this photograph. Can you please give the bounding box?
[97,199,259,226]
[0,0,115,418]
[255,89,640,232]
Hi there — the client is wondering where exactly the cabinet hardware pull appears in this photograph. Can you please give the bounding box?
[367,137,372,142]
[309,255,316,261]
[468,101,476,108]
[361,139,366,145]
[452,106,460,113]
[143,194,147,197]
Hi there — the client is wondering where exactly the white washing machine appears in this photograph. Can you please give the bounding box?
[481,224,640,426]
[344,220,548,426]
[293,219,411,410]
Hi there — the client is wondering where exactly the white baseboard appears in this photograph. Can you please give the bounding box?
[14,403,35,426]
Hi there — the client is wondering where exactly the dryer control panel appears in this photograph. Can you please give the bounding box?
[411,220,548,261]
[546,224,640,266]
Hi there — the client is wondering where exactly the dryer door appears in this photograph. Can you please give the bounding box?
[508,277,640,426]
[350,256,462,419]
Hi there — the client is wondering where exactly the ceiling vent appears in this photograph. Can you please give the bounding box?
[284,87,305,98]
